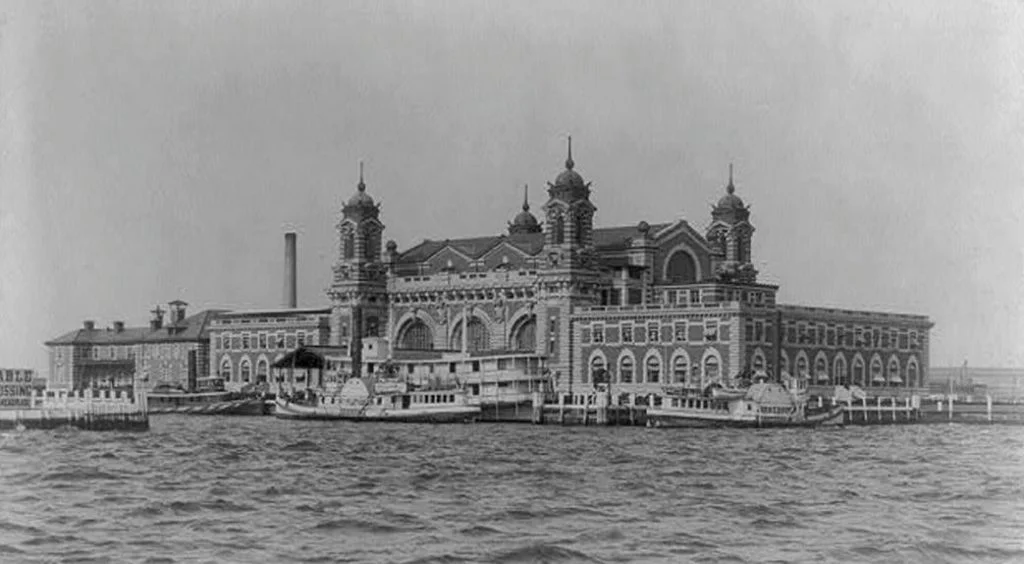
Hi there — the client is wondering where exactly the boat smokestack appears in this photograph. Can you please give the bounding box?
[284,232,297,309]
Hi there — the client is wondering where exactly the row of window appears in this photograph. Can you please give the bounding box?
[782,322,923,351]
[768,351,922,387]
[588,319,721,345]
[662,288,771,306]
[587,351,722,386]
[214,316,322,326]
[218,356,268,383]
[214,331,318,351]
[89,345,134,361]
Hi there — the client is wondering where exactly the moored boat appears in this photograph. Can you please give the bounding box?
[274,376,480,423]
[647,381,844,428]
[146,379,270,415]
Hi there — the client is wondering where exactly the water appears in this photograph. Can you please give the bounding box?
[1,418,1022,563]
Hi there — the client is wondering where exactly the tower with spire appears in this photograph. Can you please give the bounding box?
[706,164,757,283]
[541,136,598,264]
[508,184,542,235]
[327,162,389,366]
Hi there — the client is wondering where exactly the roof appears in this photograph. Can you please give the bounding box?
[215,306,332,317]
[593,223,671,251]
[45,309,227,346]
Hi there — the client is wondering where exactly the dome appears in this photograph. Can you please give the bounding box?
[554,165,586,189]
[508,184,542,235]
[715,164,745,210]
[345,162,376,209]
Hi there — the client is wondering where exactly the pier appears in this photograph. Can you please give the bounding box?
[0,388,149,432]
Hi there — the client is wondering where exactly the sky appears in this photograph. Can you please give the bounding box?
[1,0,1022,375]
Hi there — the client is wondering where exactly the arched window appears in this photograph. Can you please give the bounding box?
[619,356,634,384]
[665,251,698,284]
[451,317,490,352]
[672,355,689,384]
[589,356,606,384]
[704,356,720,381]
[852,357,865,386]
[219,357,232,382]
[796,355,809,380]
[833,355,847,386]
[343,228,355,259]
[645,355,662,384]
[256,358,268,383]
[752,352,765,372]
[888,358,902,386]
[364,316,380,338]
[511,316,536,351]
[871,358,884,386]
[552,213,565,245]
[399,320,433,350]
[240,358,251,383]
[907,359,919,388]
[779,352,790,377]
[815,356,828,384]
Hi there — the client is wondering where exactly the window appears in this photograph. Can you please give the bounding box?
[665,251,698,284]
[815,357,828,383]
[240,359,251,383]
[276,332,285,349]
[258,333,267,349]
[786,323,796,344]
[256,358,268,383]
[704,319,718,342]
[242,333,250,350]
[589,356,606,384]
[297,331,306,347]
[852,358,865,386]
[871,358,884,385]
[755,321,763,343]
[647,323,660,343]
[619,357,634,384]
[745,321,754,342]
[796,356,809,379]
[219,357,232,381]
[704,356,720,381]
[622,323,634,343]
[689,289,700,304]
[645,355,661,383]
[673,321,687,342]
[888,359,900,384]
[672,356,689,383]
[592,325,604,344]
[214,334,222,350]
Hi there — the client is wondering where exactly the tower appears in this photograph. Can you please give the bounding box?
[508,184,542,236]
[327,163,388,374]
[541,136,597,267]
[706,164,757,283]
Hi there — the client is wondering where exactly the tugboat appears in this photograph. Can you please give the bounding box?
[648,380,845,429]
[273,376,480,423]
[146,377,270,415]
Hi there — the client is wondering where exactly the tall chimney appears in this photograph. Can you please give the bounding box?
[284,232,297,308]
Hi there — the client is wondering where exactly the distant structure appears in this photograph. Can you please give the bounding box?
[44,302,223,392]
[45,139,934,398]
[929,365,1024,402]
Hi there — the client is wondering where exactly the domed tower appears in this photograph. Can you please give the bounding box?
[706,164,757,283]
[541,136,597,267]
[327,162,389,367]
[508,184,542,236]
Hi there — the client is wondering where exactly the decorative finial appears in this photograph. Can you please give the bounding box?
[357,161,366,192]
[726,163,735,194]
[565,135,574,170]
[522,184,530,211]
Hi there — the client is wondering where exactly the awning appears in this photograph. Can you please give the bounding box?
[872,374,886,383]
[889,375,904,383]
[816,372,829,382]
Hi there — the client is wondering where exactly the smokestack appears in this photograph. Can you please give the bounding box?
[284,232,297,309]
[113,321,125,333]
[83,320,95,331]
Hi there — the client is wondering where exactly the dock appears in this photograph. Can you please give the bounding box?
[0,388,149,431]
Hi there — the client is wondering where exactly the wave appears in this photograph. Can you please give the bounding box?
[488,543,603,563]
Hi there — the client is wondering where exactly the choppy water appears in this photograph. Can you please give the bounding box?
[0,418,1022,563]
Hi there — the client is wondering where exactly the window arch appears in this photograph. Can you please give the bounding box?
[814,354,828,384]
[906,357,920,388]
[510,315,536,352]
[618,355,635,384]
[751,348,766,373]
[665,250,699,284]
[399,320,433,350]
[795,352,809,380]
[219,356,233,382]
[703,352,721,381]
[239,357,252,383]
[833,354,848,386]
[644,353,662,384]
[589,353,607,385]
[551,212,565,245]
[870,356,884,386]
[852,355,866,387]
[888,357,902,386]
[343,226,355,259]
[256,357,269,383]
[779,351,790,377]
[450,317,490,352]
[671,353,690,384]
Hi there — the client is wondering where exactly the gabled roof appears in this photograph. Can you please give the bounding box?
[592,223,672,251]
[397,233,546,265]
[45,309,227,346]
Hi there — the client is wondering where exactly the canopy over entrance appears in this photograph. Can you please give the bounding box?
[271,346,348,370]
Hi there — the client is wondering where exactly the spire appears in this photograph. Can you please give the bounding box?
[357,161,366,192]
[522,184,530,211]
[565,135,574,170]
[726,163,735,194]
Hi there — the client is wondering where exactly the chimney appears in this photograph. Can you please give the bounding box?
[284,232,297,308]
[168,300,187,325]
[150,306,165,331]
[113,321,125,333]
[83,320,95,331]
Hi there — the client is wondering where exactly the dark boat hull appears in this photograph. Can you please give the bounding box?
[648,405,845,429]
[148,397,270,416]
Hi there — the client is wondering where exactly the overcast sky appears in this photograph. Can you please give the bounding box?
[2,0,1022,374]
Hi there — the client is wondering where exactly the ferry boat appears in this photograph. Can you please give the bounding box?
[273,376,480,423]
[647,381,845,428]
[146,379,270,415]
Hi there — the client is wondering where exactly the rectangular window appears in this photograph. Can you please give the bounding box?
[826,326,835,347]
[276,332,285,349]
[242,333,250,350]
[622,323,634,343]
[765,322,774,344]
[817,325,825,345]
[592,325,604,344]
[754,321,763,343]
[674,321,687,342]
[214,334,222,350]
[872,328,881,348]
[258,333,267,349]
[297,331,306,347]
[704,319,719,342]
[745,322,754,342]
[689,289,700,304]
[647,322,660,342]
[881,330,890,349]
[786,323,796,344]
[898,331,908,350]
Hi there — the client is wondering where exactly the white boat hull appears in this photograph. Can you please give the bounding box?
[274,397,479,423]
